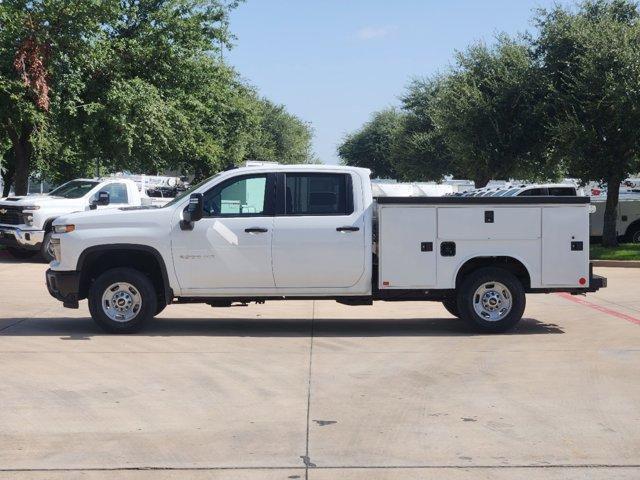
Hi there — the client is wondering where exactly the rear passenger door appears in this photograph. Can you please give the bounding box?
[271,172,366,289]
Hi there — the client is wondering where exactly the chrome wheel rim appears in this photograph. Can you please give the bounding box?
[45,239,56,259]
[101,282,142,322]
[473,281,512,322]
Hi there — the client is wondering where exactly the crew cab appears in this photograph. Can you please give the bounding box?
[45,165,606,333]
[0,178,150,261]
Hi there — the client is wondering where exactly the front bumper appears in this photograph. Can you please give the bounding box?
[0,226,45,250]
[46,268,80,308]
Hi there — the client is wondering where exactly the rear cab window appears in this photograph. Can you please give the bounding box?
[282,173,353,216]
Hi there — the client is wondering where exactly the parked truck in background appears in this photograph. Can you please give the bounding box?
[589,197,640,243]
[0,178,152,261]
[45,165,606,333]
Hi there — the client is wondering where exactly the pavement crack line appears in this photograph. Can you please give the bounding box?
[2,465,640,472]
[0,318,28,333]
[302,300,316,478]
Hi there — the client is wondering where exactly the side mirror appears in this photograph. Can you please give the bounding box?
[90,191,110,210]
[180,193,203,230]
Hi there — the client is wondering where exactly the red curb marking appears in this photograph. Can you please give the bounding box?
[556,292,640,326]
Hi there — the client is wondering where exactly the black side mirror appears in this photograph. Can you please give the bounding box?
[90,191,110,210]
[180,193,203,230]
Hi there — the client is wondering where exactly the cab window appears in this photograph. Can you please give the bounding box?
[97,183,129,204]
[203,175,268,217]
[518,188,547,196]
[548,187,576,196]
[284,173,353,216]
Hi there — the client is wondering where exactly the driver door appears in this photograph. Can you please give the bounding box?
[171,173,276,293]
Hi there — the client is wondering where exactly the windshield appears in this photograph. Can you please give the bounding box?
[162,173,223,208]
[49,180,99,199]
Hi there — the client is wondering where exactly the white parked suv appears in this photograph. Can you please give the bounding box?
[0,178,150,261]
[46,165,606,333]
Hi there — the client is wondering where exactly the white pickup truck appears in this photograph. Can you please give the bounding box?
[0,178,150,261]
[45,165,606,333]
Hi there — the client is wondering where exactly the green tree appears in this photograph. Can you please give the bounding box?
[535,0,640,246]
[0,0,246,193]
[427,36,552,188]
[246,98,316,165]
[0,0,116,194]
[338,108,403,179]
[392,78,456,182]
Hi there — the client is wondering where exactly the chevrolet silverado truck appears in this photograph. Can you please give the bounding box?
[45,164,606,333]
[0,178,150,261]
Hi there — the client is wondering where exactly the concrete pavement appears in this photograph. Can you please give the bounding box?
[0,258,639,479]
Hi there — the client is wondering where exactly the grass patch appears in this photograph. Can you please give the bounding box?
[590,243,640,261]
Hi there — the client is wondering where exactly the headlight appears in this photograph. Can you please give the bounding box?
[22,205,40,211]
[53,224,75,233]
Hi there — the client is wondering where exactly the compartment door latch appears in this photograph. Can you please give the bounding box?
[571,241,584,251]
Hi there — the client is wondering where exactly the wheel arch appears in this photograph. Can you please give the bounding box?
[77,244,173,304]
[454,255,532,290]
[624,219,640,242]
[43,217,57,232]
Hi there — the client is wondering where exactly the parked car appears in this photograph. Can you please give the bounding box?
[0,178,154,261]
[45,165,605,333]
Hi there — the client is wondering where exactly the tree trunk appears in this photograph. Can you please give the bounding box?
[1,148,15,197]
[602,172,622,247]
[473,171,491,189]
[10,127,32,196]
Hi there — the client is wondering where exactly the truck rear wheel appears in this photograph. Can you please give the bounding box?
[442,296,459,317]
[88,267,157,333]
[457,267,525,333]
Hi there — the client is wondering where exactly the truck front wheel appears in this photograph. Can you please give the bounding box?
[457,267,525,333]
[88,267,157,333]
[40,232,55,262]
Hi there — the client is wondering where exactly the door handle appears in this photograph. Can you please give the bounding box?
[245,227,268,233]
[336,226,360,232]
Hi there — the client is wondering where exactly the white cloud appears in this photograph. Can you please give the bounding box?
[355,25,397,41]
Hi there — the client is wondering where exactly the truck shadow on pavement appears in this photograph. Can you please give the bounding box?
[0,316,564,337]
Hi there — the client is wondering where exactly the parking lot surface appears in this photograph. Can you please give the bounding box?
[0,257,639,479]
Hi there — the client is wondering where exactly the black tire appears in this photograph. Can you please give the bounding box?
[155,300,167,316]
[40,231,55,262]
[457,267,526,333]
[6,247,38,259]
[88,267,157,333]
[627,224,640,244]
[442,296,459,317]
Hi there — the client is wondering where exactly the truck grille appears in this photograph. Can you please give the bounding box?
[0,206,23,225]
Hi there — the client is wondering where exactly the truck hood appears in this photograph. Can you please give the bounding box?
[54,205,171,228]
[0,195,86,209]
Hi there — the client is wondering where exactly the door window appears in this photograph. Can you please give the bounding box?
[518,188,547,196]
[203,175,268,217]
[284,173,352,215]
[548,187,576,196]
[97,183,129,204]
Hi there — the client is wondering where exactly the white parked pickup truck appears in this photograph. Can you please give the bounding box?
[0,178,151,261]
[45,165,606,333]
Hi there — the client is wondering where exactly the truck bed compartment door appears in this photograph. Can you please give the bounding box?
[542,206,589,286]
[378,206,437,288]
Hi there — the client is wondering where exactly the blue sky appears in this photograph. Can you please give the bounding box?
[228,0,572,164]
